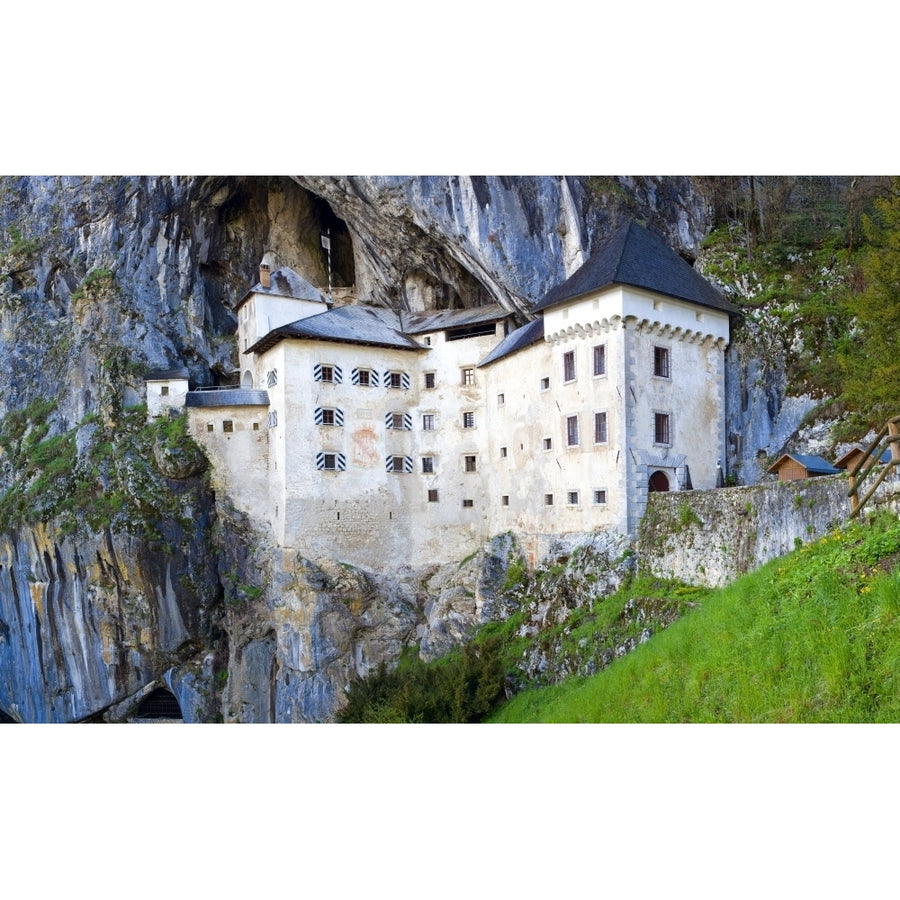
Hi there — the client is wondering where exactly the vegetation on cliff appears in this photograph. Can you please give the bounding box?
[491,512,900,723]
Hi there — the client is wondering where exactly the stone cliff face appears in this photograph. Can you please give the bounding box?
[0,175,800,722]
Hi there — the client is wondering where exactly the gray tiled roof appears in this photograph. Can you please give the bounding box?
[246,304,426,354]
[235,266,328,311]
[533,220,738,315]
[146,367,190,381]
[478,317,544,367]
[403,303,510,335]
[185,389,270,408]
[768,453,841,476]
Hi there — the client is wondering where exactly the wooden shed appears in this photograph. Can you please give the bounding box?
[767,453,841,482]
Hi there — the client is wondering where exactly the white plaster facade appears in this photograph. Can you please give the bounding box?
[152,222,736,570]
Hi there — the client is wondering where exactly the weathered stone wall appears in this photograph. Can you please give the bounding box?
[638,474,900,587]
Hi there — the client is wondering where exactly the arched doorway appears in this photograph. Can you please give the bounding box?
[134,687,183,721]
[648,470,670,492]
[241,370,253,389]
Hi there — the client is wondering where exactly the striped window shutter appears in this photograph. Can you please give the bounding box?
[315,408,345,425]
[384,411,394,429]
[334,365,343,384]
[404,455,413,472]
[370,370,380,387]
[268,410,278,428]
[314,363,324,382]
[402,413,412,430]
[316,453,347,471]
[351,368,361,385]
[266,369,278,388]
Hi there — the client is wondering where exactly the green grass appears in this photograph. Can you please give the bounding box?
[490,512,900,723]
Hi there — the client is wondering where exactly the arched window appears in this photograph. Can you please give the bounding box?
[134,687,183,721]
[648,471,670,492]
[242,370,254,389]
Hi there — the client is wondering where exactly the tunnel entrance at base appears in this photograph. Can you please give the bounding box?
[0,707,15,723]
[648,470,671,492]
[134,687,183,721]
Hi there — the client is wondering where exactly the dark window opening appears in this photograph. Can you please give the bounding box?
[654,346,671,379]
[447,322,497,341]
[135,687,183,720]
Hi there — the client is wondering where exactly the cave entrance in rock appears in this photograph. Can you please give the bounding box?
[309,194,355,288]
[0,707,15,723]
[134,687,183,721]
[648,470,671,492]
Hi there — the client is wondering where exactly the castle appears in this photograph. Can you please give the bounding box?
[146,221,737,568]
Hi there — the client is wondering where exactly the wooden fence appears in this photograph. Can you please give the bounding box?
[848,415,900,517]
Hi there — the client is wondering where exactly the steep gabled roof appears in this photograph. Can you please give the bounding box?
[532,220,738,315]
[235,266,327,312]
[477,317,544,368]
[245,304,426,355]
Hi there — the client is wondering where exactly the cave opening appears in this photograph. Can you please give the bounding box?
[309,193,355,288]
[0,707,16,723]
[134,687,183,721]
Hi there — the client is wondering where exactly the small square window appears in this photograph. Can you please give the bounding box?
[544,494,553,506]
[422,456,434,473]
[422,414,435,431]
[321,409,336,426]
[462,498,474,508]
[501,495,509,506]
[654,346,671,379]
[253,422,260,431]
[563,350,576,382]
[594,489,607,505]
[566,415,579,446]
[500,446,508,458]
[464,455,477,473]
[206,423,214,433]
[540,376,550,391]
[461,367,475,385]
[424,336,433,346]
[497,393,505,406]
[424,372,435,389]
[593,344,606,376]
[357,369,371,387]
[543,437,552,451]
[390,412,404,429]
[428,489,439,502]
[389,372,403,389]
[567,491,579,505]
[223,420,234,433]
[390,456,405,472]
[160,385,169,396]
[462,411,475,428]
[320,365,334,383]
[322,453,337,471]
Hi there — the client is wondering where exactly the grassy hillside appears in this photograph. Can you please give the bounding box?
[490,511,900,723]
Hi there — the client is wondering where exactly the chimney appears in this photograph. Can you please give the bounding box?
[259,263,271,289]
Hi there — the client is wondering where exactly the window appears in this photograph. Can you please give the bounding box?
[566,415,579,446]
[357,369,370,386]
[385,411,412,430]
[320,365,334,383]
[389,372,402,388]
[500,446,508,458]
[323,454,337,470]
[462,411,475,429]
[461,367,475,385]
[385,370,409,389]
[544,494,554,506]
[391,413,404,430]
[428,489,439,502]
[160,385,169,396]
[497,393,505,406]
[321,409,335,426]
[594,489,607,505]
[253,422,260,431]
[223,420,234,433]
[317,452,346,471]
[267,368,278,388]
[422,456,434,473]
[387,456,410,473]
[462,499,474,508]
[424,372,435,389]
[655,412,671,445]
[654,346,671,379]
[315,407,344,426]
[422,414,435,431]
[267,410,278,429]
[206,423,214,433]
[543,437,552,451]
[563,350,576,382]
[540,376,550,391]
[567,491,580,505]
[594,411,608,444]
[593,344,606,376]
[501,495,509,506]
[424,336,432,346]
[464,455,477,473]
